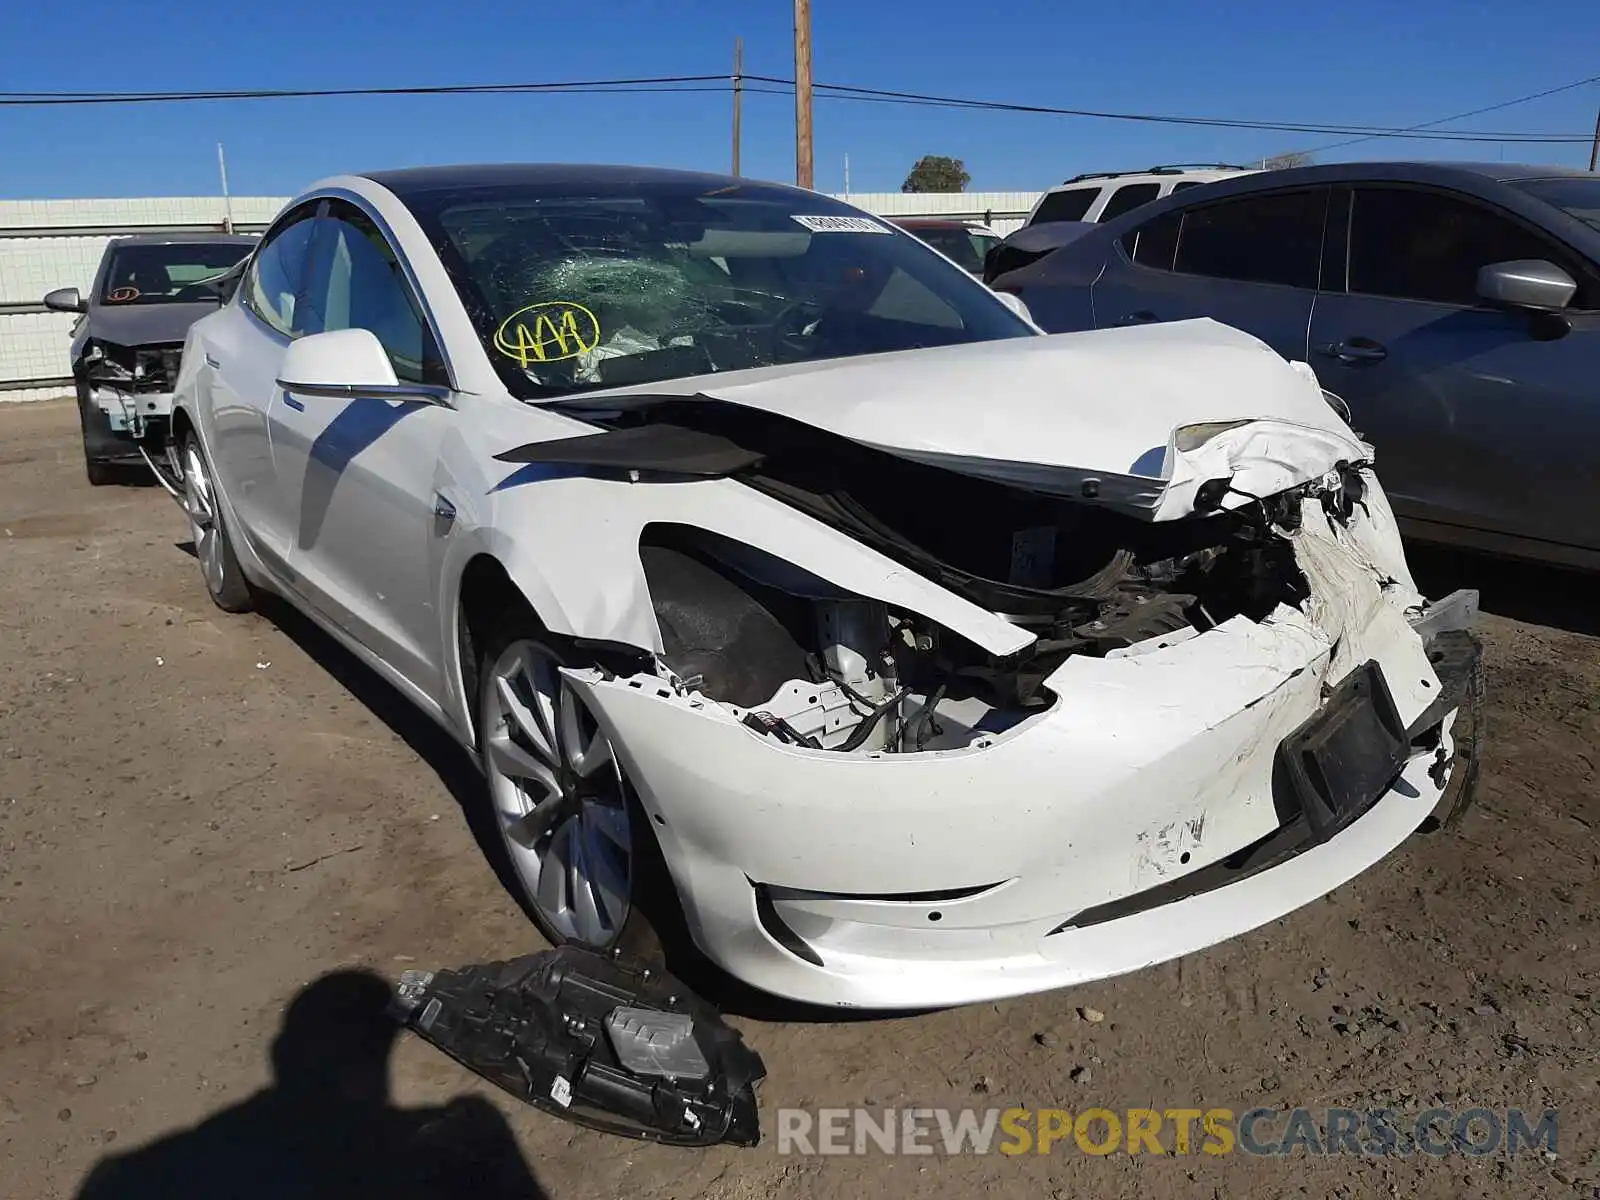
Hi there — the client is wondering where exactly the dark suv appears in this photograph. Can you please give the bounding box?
[992,162,1600,570]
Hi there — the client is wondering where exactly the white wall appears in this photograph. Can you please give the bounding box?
[0,197,289,401]
[0,191,1040,400]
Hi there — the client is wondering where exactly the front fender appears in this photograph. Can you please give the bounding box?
[435,469,1041,738]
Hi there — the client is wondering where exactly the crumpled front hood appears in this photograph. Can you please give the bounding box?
[562,318,1368,520]
[82,301,219,350]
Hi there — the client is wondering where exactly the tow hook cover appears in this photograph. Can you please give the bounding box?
[389,947,765,1146]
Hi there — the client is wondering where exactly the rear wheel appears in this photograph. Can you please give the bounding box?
[181,432,254,613]
[477,625,638,949]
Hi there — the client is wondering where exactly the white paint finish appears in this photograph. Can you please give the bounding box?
[568,474,1449,1006]
[167,170,1469,1008]
[560,318,1366,519]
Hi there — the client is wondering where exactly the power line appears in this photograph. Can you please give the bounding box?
[0,75,731,106]
[1302,73,1600,154]
[1,72,1596,146]
[746,76,1598,143]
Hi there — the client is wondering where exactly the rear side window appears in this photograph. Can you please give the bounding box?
[1348,187,1589,307]
[1172,189,1327,288]
[1098,183,1161,222]
[1123,210,1181,270]
[1031,188,1096,225]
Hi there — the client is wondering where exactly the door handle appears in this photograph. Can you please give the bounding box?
[204,353,221,369]
[1318,339,1387,364]
[1121,309,1158,324]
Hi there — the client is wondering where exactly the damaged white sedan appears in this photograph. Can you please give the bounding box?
[165,164,1482,1009]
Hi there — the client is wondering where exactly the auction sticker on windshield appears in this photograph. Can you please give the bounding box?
[791,215,892,234]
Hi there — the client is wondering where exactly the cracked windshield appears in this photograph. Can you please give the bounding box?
[414,179,1032,397]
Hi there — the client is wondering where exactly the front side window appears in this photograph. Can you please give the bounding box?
[244,206,320,337]
[1098,183,1161,222]
[1172,189,1327,288]
[1511,177,1600,233]
[1030,188,1097,225]
[398,179,1034,399]
[299,202,444,384]
[100,241,253,305]
[1350,186,1588,306]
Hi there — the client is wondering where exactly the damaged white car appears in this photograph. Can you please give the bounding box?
[164,165,1482,1009]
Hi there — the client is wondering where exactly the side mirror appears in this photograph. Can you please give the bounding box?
[1476,260,1576,311]
[992,289,1037,326]
[43,287,86,314]
[275,328,451,406]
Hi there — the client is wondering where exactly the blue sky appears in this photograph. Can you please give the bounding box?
[2,0,1597,199]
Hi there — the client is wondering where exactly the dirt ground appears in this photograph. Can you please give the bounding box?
[1,398,1596,1199]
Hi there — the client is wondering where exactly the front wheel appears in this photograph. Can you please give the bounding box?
[477,626,638,949]
[180,432,254,613]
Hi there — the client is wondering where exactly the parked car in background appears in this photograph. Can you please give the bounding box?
[44,234,258,484]
[161,163,1478,1010]
[1025,164,1257,227]
[994,162,1600,571]
[888,217,1003,275]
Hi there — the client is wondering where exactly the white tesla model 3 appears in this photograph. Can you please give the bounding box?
[165,164,1481,1009]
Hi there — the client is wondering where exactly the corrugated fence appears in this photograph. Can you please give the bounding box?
[0,191,1040,401]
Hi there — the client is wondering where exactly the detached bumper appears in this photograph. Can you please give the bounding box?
[574,500,1482,1008]
[574,623,1474,1008]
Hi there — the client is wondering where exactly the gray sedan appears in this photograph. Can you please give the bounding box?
[995,162,1600,570]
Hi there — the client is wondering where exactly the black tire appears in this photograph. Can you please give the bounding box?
[474,611,677,955]
[84,457,119,487]
[180,432,254,613]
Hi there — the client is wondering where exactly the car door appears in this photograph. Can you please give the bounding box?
[197,202,321,567]
[1309,184,1600,551]
[1089,187,1331,366]
[267,198,456,699]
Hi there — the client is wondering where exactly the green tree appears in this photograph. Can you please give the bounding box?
[901,155,971,193]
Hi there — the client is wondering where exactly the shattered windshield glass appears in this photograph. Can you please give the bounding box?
[404,179,1034,398]
[1511,177,1600,233]
[99,242,254,305]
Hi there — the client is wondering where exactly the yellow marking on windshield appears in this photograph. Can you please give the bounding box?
[492,301,602,366]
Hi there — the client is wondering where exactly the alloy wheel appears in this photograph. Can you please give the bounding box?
[182,441,225,597]
[482,640,633,947]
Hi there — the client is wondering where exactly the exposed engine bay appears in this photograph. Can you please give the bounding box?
[508,400,1378,757]
[78,339,184,439]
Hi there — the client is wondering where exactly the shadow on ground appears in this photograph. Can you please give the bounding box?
[1406,543,1600,638]
[74,971,548,1200]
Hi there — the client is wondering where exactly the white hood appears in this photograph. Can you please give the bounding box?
[563,319,1369,520]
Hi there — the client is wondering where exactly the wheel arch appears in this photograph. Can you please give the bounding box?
[169,403,196,444]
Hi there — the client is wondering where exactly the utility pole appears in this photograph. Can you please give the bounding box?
[1589,98,1599,172]
[794,0,814,189]
[843,152,850,197]
[216,142,235,233]
[731,37,743,176]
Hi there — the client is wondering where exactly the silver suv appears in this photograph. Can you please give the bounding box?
[1026,164,1256,226]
